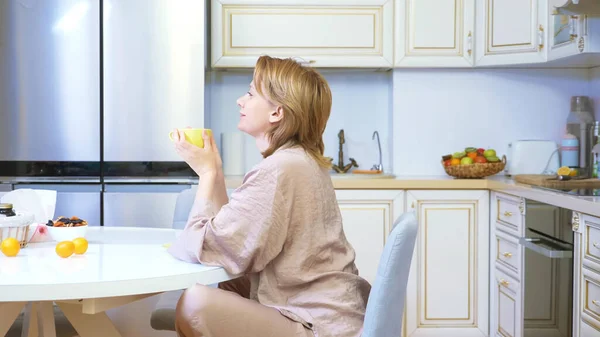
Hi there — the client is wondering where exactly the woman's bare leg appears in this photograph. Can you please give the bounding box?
[175,284,313,337]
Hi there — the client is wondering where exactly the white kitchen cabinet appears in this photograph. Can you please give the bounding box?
[547,1,582,62]
[491,193,572,337]
[395,0,475,67]
[403,190,489,337]
[475,0,547,66]
[211,0,394,68]
[546,8,600,67]
[573,212,600,334]
[335,190,404,285]
[490,192,525,337]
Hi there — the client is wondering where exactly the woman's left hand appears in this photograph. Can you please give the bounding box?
[173,129,223,177]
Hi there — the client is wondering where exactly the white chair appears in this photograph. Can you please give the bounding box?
[362,211,418,337]
[150,188,419,337]
[150,187,196,331]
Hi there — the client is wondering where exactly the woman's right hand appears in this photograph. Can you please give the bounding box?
[172,129,223,177]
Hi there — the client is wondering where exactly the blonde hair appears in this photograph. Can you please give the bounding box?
[253,55,332,168]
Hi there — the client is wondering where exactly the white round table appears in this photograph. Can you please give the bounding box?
[0,227,239,337]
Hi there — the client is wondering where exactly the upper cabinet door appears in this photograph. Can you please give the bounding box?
[395,0,475,67]
[547,0,583,61]
[475,0,547,66]
[211,0,394,68]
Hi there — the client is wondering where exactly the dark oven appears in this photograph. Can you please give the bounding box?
[519,199,574,337]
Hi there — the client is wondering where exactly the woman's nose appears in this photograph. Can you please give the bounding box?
[236,96,244,107]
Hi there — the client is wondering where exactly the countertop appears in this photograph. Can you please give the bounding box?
[1,174,599,218]
[228,174,600,217]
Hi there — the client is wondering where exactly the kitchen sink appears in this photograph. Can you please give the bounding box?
[330,173,395,179]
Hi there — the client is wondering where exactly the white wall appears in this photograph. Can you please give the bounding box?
[590,67,600,121]
[392,68,591,175]
[207,68,593,177]
[207,70,393,173]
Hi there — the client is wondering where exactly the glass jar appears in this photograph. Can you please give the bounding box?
[0,203,16,217]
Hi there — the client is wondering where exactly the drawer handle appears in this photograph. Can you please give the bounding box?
[593,300,600,306]
[502,252,513,258]
[504,211,513,217]
[500,279,510,287]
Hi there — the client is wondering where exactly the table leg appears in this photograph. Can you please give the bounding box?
[20,302,38,337]
[37,302,57,337]
[55,302,122,337]
[0,302,26,336]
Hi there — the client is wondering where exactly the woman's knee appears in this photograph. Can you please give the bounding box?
[176,284,220,321]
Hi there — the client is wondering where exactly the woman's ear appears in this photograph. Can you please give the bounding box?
[269,106,284,123]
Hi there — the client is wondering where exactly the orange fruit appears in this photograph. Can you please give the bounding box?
[467,152,478,160]
[557,166,572,176]
[72,237,88,255]
[55,241,75,258]
[1,238,20,257]
[569,168,578,177]
[450,158,461,166]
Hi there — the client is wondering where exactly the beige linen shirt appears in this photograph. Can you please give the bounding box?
[168,146,372,337]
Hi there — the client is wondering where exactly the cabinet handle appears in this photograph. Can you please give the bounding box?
[593,300,600,306]
[502,252,512,258]
[538,24,544,50]
[499,279,510,287]
[504,211,513,217]
[467,31,472,56]
[411,201,415,209]
[593,242,600,249]
[570,15,579,41]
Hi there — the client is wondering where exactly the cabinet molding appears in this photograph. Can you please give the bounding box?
[211,0,394,68]
[475,0,547,66]
[404,190,489,337]
[395,0,475,67]
[335,190,404,285]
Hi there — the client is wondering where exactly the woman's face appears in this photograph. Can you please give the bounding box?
[236,81,280,138]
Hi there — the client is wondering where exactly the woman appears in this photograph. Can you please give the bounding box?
[168,55,371,337]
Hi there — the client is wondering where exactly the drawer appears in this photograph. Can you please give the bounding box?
[495,267,520,296]
[583,268,600,321]
[493,267,523,337]
[585,218,600,266]
[495,230,521,277]
[495,193,524,236]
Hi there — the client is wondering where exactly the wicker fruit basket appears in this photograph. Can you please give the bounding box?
[0,212,34,248]
[442,155,507,179]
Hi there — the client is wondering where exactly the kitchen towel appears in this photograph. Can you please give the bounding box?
[221,132,246,176]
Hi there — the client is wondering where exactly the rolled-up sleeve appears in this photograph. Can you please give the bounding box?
[167,168,289,275]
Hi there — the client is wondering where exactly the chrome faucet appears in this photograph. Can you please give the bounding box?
[372,131,383,172]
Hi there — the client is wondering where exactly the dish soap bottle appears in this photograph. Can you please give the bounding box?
[561,130,579,169]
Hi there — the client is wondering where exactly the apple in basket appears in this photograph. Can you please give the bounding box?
[45,216,88,242]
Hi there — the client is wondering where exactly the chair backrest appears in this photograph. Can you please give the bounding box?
[171,187,197,229]
[362,211,418,337]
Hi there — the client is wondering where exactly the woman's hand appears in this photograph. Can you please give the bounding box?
[173,129,223,177]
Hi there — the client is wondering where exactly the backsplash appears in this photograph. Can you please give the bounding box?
[206,67,595,176]
[590,67,600,121]
[392,68,592,175]
[206,70,392,173]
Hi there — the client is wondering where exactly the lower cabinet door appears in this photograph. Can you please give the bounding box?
[404,190,489,337]
[493,268,523,337]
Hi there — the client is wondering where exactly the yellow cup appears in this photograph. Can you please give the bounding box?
[169,128,212,148]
